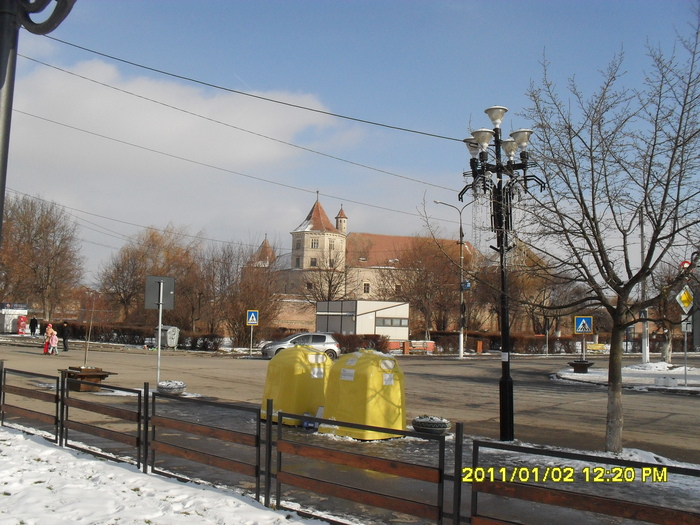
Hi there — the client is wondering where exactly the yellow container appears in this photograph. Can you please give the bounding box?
[320,349,405,440]
[261,345,331,425]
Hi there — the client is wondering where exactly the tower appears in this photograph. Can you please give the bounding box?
[335,205,347,234]
[290,199,347,271]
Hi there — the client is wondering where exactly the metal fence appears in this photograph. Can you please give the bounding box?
[2,361,700,525]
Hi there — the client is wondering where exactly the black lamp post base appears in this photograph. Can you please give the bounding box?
[568,360,594,373]
[499,374,514,441]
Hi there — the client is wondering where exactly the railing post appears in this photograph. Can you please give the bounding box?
[471,440,481,518]
[264,398,273,507]
[453,422,464,525]
[438,433,445,525]
[58,369,66,446]
[142,382,150,473]
[0,360,5,427]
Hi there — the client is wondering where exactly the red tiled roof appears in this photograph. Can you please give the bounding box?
[293,201,340,233]
[346,232,474,267]
[253,237,276,265]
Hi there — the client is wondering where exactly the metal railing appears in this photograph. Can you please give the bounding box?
[2,361,700,524]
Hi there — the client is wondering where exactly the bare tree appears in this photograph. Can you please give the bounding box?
[301,248,349,302]
[210,240,282,346]
[0,194,83,318]
[98,224,204,327]
[376,235,459,339]
[99,245,144,321]
[519,9,700,452]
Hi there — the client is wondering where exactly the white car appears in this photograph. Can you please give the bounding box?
[261,332,341,359]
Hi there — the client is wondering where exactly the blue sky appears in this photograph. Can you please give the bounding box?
[8,0,695,283]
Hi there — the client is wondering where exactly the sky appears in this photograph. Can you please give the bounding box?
[5,0,696,284]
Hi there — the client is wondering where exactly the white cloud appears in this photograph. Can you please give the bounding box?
[7,56,361,280]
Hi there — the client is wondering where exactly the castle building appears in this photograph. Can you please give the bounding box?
[270,198,472,332]
[281,198,423,301]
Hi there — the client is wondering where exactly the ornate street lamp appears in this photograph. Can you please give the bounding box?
[461,105,544,441]
[0,0,76,244]
[434,199,475,359]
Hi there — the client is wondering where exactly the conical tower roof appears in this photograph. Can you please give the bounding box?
[253,235,276,266]
[293,200,340,233]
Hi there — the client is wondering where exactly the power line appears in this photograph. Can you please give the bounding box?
[45,35,464,143]
[7,187,259,249]
[13,109,428,221]
[18,54,456,192]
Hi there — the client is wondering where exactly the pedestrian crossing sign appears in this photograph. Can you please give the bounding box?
[574,316,594,334]
[246,310,259,326]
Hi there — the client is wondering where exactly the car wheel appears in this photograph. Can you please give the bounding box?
[325,349,338,360]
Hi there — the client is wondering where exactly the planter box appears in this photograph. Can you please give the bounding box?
[62,366,114,392]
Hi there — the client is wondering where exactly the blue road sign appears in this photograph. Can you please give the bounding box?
[574,316,594,334]
[246,310,259,326]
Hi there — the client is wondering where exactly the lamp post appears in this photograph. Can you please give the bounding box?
[0,0,75,245]
[461,105,545,441]
[434,199,474,359]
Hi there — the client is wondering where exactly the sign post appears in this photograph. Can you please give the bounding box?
[145,276,175,384]
[676,285,694,387]
[246,310,259,356]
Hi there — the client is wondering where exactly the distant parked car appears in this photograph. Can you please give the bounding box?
[261,332,341,359]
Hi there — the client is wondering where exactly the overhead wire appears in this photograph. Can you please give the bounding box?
[18,54,456,192]
[45,36,464,143]
[12,109,427,221]
[8,188,428,257]
[6,188,267,251]
[11,38,466,258]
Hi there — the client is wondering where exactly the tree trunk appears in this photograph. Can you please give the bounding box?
[660,331,672,363]
[605,325,624,452]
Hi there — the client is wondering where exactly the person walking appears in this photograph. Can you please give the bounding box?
[60,321,71,352]
[48,329,58,355]
[29,316,38,337]
[44,323,56,355]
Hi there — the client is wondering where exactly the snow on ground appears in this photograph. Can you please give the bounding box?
[0,426,324,525]
[556,361,700,392]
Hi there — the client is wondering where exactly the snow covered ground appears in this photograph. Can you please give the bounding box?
[556,361,700,392]
[0,426,325,525]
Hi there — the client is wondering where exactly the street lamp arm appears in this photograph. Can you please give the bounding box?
[17,0,76,35]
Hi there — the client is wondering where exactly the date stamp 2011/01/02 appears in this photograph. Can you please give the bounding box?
[462,466,668,483]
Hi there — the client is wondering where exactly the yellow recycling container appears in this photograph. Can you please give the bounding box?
[320,349,405,440]
[261,345,331,425]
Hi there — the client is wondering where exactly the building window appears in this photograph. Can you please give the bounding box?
[376,318,409,327]
[295,257,301,268]
[295,239,301,250]
[329,239,335,250]
[310,258,318,267]
[363,282,370,294]
[311,238,319,249]
[329,259,335,267]
[395,284,402,293]
[306,282,313,290]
